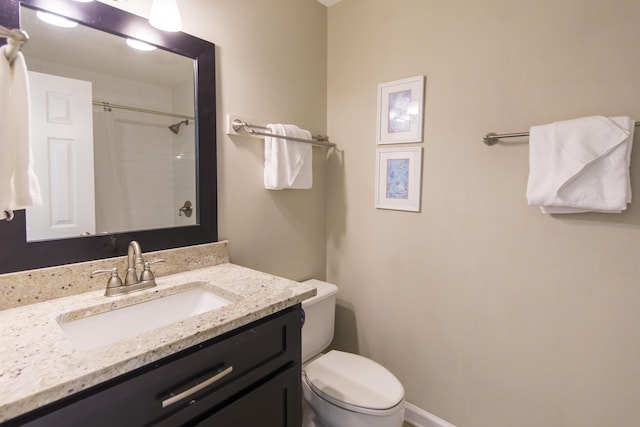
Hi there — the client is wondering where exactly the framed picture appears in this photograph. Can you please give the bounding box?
[376,75,425,144]
[375,147,423,212]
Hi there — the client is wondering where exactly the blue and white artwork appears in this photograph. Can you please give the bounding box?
[387,90,412,133]
[386,158,410,199]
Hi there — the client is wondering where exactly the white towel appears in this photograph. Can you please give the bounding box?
[264,123,312,190]
[0,46,41,219]
[526,116,634,214]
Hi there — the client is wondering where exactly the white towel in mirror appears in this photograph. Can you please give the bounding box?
[0,46,41,219]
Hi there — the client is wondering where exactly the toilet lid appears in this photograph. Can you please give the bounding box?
[304,350,404,412]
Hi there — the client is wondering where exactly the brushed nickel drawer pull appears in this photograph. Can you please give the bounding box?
[162,366,234,408]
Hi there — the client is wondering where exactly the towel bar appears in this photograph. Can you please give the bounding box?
[0,25,29,65]
[230,117,335,148]
[484,121,640,146]
[2,210,14,222]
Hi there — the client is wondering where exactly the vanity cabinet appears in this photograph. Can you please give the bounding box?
[4,305,302,427]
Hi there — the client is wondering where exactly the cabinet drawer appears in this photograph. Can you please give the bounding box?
[8,305,302,427]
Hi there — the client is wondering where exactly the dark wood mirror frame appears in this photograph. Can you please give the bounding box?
[0,0,217,274]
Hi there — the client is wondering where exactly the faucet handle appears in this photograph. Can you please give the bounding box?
[90,268,123,294]
[90,267,120,280]
[140,259,165,282]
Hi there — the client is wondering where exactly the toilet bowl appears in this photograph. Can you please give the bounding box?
[301,279,405,427]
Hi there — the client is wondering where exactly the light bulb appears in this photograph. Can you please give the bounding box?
[36,11,78,28]
[149,0,183,32]
[126,38,157,51]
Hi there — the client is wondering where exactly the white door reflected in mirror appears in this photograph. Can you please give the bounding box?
[26,71,95,241]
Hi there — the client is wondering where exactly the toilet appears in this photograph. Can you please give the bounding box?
[301,279,405,427]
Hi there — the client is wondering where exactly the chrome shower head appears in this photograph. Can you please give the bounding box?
[168,119,189,134]
[169,123,181,134]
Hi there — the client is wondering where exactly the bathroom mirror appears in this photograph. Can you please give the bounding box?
[21,5,198,241]
[0,0,217,273]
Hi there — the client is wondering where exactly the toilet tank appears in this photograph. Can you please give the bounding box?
[301,279,338,363]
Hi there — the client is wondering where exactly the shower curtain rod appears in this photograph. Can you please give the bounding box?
[93,101,194,120]
[484,121,640,146]
[0,25,29,65]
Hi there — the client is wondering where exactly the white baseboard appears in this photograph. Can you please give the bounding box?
[404,402,456,427]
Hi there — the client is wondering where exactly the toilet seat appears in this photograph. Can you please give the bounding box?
[303,350,404,416]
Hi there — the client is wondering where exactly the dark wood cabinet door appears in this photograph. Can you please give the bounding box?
[196,365,301,427]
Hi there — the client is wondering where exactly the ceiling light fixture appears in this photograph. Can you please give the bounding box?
[149,0,182,32]
[36,11,78,28]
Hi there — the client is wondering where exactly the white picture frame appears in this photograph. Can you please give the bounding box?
[375,147,423,212]
[376,75,425,144]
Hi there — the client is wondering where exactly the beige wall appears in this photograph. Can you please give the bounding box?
[327,1,640,427]
[105,0,640,426]
[108,0,329,281]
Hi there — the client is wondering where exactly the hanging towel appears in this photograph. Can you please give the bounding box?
[0,46,41,220]
[264,123,312,190]
[526,115,634,214]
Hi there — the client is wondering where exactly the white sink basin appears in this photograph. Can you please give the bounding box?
[58,287,232,350]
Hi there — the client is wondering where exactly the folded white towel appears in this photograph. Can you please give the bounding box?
[526,115,634,214]
[264,124,312,190]
[0,47,41,220]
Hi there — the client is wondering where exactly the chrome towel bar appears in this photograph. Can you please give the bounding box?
[232,118,335,148]
[484,121,640,146]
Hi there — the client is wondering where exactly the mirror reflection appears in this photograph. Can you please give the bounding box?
[20,5,197,242]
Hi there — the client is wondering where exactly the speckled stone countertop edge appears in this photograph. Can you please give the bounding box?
[0,262,316,423]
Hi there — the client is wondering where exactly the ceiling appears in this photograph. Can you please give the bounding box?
[317,0,343,6]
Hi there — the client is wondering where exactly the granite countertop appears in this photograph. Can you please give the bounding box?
[0,262,315,423]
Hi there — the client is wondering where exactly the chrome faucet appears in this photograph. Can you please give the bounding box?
[90,240,164,297]
[125,240,144,285]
